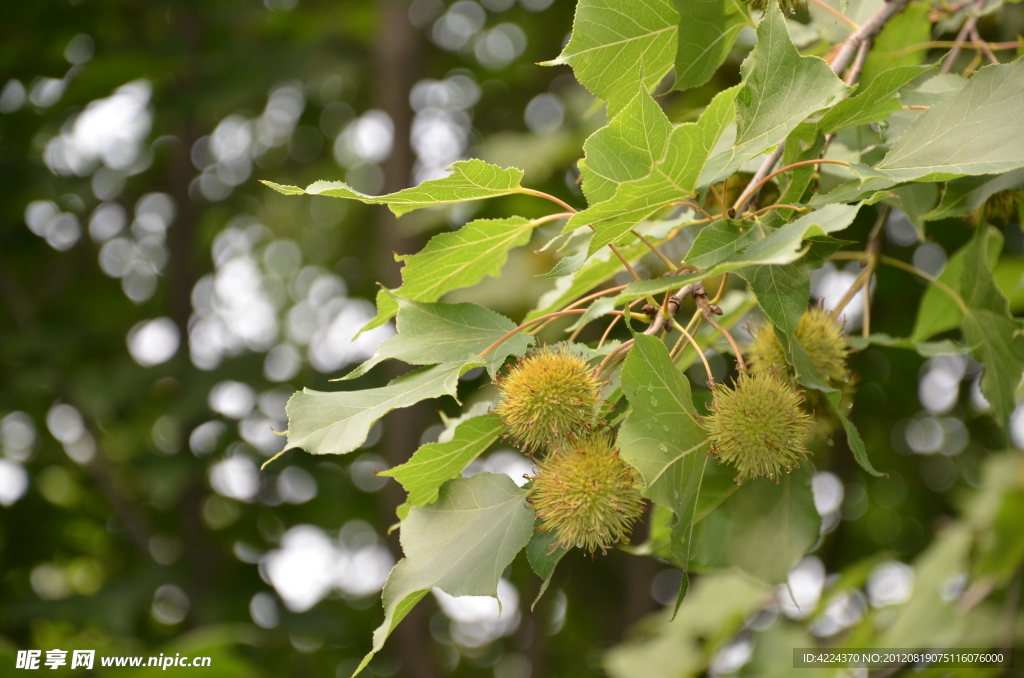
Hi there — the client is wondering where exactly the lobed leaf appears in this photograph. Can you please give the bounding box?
[692,466,820,584]
[361,216,536,332]
[264,159,525,216]
[961,225,1024,431]
[618,335,709,593]
[697,3,850,187]
[380,414,505,512]
[566,86,739,255]
[357,473,534,676]
[673,0,751,92]
[546,0,679,115]
[279,361,480,464]
[343,297,531,381]
[579,85,672,205]
[618,203,860,302]
[818,64,932,134]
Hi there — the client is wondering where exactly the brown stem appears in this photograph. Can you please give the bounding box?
[809,0,860,29]
[670,318,715,382]
[610,244,643,282]
[941,14,978,74]
[530,284,629,335]
[971,24,1000,64]
[735,0,913,212]
[632,230,676,270]
[830,266,872,319]
[596,338,634,379]
[734,160,851,214]
[518,187,577,214]
[478,309,588,358]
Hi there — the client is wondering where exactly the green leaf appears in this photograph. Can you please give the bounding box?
[379,414,505,511]
[818,65,932,134]
[526,525,567,608]
[546,0,679,115]
[692,465,820,584]
[974,490,1024,583]
[961,224,1024,431]
[526,227,681,321]
[270,159,525,216]
[603,572,770,678]
[566,86,739,255]
[697,3,850,186]
[911,227,1003,341]
[618,335,709,573]
[673,0,751,92]
[280,361,479,463]
[736,236,846,339]
[343,297,531,380]
[261,180,306,195]
[923,167,1024,221]
[357,474,534,676]
[859,1,932,87]
[362,217,536,331]
[685,220,761,269]
[579,86,672,205]
[875,59,1024,181]
[617,204,860,302]
[827,391,884,477]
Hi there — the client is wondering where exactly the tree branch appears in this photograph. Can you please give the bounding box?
[733,0,913,212]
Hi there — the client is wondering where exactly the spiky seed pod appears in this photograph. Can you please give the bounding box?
[971,189,1024,226]
[493,346,604,454]
[702,370,813,482]
[745,0,807,13]
[748,307,851,386]
[528,434,645,554]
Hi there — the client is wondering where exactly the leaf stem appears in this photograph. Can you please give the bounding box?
[941,13,978,74]
[671,201,716,221]
[518,188,577,214]
[734,159,852,214]
[885,39,1021,59]
[741,204,811,219]
[880,255,970,315]
[832,251,970,315]
[710,273,729,305]
[530,284,629,335]
[632,230,677,270]
[595,338,634,380]
[478,309,588,358]
[808,0,860,29]
[670,318,715,383]
[530,212,574,227]
[830,266,872,319]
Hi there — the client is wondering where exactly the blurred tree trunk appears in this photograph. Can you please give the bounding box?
[371,3,438,678]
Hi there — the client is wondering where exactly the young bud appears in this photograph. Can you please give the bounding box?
[528,433,645,554]
[702,370,812,482]
[493,346,604,454]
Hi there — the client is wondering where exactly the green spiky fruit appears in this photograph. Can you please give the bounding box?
[702,371,813,482]
[748,307,851,386]
[493,347,604,454]
[528,434,645,554]
[971,189,1024,226]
